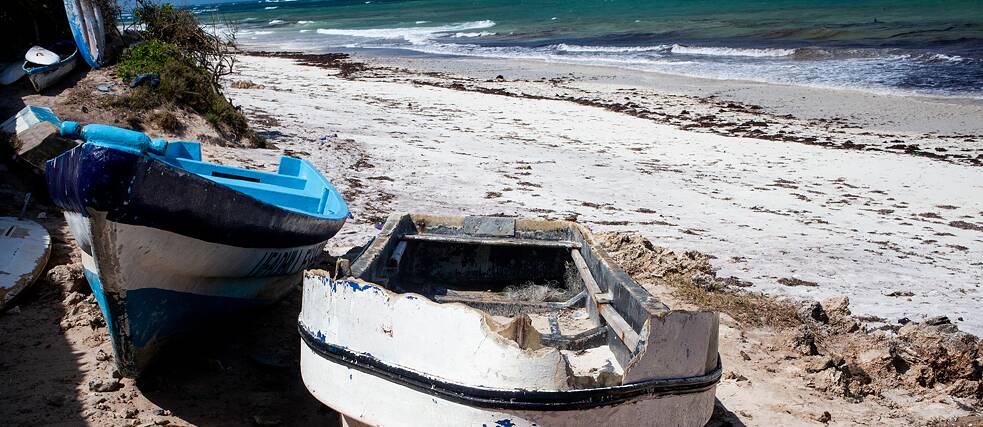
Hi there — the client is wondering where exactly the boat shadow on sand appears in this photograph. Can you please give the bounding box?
[0,168,87,424]
[136,265,342,426]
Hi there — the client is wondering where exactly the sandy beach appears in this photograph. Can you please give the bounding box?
[2,46,982,426]
[224,51,983,334]
[3,0,983,424]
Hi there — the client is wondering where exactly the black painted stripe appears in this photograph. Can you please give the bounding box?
[298,323,721,411]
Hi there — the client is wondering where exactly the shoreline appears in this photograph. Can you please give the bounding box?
[344,46,983,106]
[226,51,982,334]
[247,48,983,166]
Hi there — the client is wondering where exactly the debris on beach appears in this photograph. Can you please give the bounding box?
[598,231,983,403]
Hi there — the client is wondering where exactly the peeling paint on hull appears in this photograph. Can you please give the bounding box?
[0,217,51,311]
[72,212,312,376]
[300,340,717,426]
[300,214,720,426]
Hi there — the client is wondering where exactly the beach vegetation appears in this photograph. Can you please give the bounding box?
[110,1,262,146]
[114,39,180,82]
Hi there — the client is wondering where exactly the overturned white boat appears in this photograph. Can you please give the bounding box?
[300,214,720,426]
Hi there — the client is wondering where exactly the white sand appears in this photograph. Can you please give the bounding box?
[222,54,983,334]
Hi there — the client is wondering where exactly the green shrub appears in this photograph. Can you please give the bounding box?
[112,1,261,146]
[110,54,263,146]
[116,40,183,82]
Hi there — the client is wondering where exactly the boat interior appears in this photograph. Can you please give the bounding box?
[348,214,682,387]
[152,141,347,220]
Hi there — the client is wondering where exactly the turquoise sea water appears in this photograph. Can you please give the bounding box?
[169,0,983,97]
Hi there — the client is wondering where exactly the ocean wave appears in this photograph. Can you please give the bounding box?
[904,53,973,64]
[253,31,274,35]
[555,43,796,58]
[554,44,668,54]
[298,21,315,25]
[670,44,796,57]
[264,6,278,10]
[451,31,496,38]
[269,20,286,25]
[316,20,495,44]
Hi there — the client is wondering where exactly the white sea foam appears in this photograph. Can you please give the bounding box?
[264,6,278,10]
[451,31,496,38]
[669,44,796,57]
[298,21,315,25]
[554,44,669,54]
[415,21,430,24]
[254,31,274,35]
[269,19,286,25]
[316,20,495,44]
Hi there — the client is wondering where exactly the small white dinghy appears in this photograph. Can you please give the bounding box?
[300,214,721,427]
[1,217,51,310]
[23,43,78,92]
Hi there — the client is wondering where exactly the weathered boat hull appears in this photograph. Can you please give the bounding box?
[24,50,78,92]
[0,217,51,311]
[48,142,346,376]
[64,0,106,68]
[300,214,720,426]
[300,341,716,426]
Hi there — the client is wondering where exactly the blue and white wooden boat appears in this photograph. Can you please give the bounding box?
[23,43,79,92]
[46,121,349,377]
[63,0,106,68]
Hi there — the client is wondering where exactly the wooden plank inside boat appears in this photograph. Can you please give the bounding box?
[571,248,640,348]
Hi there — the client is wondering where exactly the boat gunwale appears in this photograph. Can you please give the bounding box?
[46,143,347,248]
[23,48,78,74]
[299,322,721,411]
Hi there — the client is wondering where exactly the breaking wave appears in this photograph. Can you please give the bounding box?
[669,44,796,57]
[316,20,495,44]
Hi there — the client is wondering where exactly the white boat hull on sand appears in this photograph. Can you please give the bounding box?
[25,52,78,92]
[0,217,51,310]
[299,214,720,427]
[300,342,717,427]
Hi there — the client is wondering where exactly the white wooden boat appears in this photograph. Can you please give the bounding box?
[23,43,78,92]
[1,217,51,311]
[300,214,720,427]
